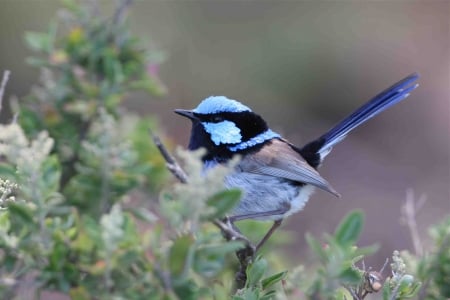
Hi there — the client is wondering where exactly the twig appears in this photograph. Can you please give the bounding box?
[150,132,188,184]
[150,132,255,288]
[343,284,361,300]
[113,0,134,25]
[401,189,426,256]
[379,257,389,274]
[0,70,11,112]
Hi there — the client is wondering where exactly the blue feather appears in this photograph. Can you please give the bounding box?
[228,129,281,152]
[194,96,251,114]
[313,73,419,159]
[203,120,243,145]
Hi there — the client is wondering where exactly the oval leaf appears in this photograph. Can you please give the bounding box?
[306,233,328,263]
[261,270,288,290]
[205,189,241,220]
[246,257,268,287]
[169,234,194,280]
[334,210,364,245]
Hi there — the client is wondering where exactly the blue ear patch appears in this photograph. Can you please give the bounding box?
[193,96,251,114]
[203,120,242,145]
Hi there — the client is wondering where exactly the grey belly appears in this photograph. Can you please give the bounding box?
[225,172,314,221]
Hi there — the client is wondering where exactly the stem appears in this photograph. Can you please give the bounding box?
[401,189,426,256]
[0,70,11,112]
[113,0,134,25]
[150,132,188,184]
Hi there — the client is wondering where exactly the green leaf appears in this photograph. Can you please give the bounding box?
[338,267,361,284]
[246,257,268,287]
[306,232,327,263]
[235,288,259,300]
[353,244,379,258]
[0,211,11,231]
[205,189,241,220]
[173,279,198,300]
[397,275,421,298]
[382,279,392,300]
[194,241,243,277]
[261,270,287,290]
[261,290,277,300]
[169,234,194,281]
[40,155,61,196]
[195,240,243,261]
[7,202,34,225]
[25,31,51,52]
[334,210,364,245]
[0,163,17,180]
[69,286,90,300]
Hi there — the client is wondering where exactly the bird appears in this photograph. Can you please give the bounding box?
[175,73,419,251]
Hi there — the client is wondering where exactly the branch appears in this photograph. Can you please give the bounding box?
[150,132,188,184]
[113,0,134,25]
[401,189,426,256]
[0,70,11,112]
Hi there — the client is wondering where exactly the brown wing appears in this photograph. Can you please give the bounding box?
[239,139,340,197]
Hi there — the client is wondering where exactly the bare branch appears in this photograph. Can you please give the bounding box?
[401,189,426,256]
[113,0,134,25]
[0,70,11,112]
[343,284,361,300]
[150,132,188,184]
[379,258,389,274]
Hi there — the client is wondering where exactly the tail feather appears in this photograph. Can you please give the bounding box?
[300,73,419,168]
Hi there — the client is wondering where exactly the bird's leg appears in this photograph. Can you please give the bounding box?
[255,219,283,252]
[224,207,289,289]
[229,207,289,222]
[228,205,289,252]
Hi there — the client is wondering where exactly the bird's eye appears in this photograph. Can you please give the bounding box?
[211,116,223,123]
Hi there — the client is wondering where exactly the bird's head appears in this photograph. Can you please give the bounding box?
[175,96,280,160]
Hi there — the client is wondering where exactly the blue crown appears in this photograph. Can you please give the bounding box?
[193,96,251,114]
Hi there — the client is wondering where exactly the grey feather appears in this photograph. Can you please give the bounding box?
[239,139,340,197]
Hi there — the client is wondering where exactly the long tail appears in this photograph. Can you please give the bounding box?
[300,73,419,168]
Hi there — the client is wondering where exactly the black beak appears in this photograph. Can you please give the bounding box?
[174,109,197,120]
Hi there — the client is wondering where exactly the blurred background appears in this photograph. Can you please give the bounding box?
[0,1,448,265]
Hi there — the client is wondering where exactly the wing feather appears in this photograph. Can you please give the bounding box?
[239,139,340,197]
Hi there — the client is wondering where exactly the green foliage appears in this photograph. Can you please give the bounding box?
[0,1,449,299]
[18,0,167,213]
[382,251,421,300]
[305,211,376,298]
[400,216,450,300]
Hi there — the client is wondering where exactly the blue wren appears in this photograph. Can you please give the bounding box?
[175,73,419,250]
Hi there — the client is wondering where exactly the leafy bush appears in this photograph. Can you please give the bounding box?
[0,1,448,299]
